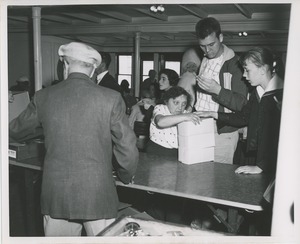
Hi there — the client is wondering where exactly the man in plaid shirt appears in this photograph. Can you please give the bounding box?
[194,17,248,164]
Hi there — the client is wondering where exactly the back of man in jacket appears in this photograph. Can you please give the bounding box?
[9,42,139,236]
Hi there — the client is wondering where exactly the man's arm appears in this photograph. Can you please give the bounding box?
[196,59,248,112]
[110,94,139,184]
[212,59,248,111]
[9,97,42,142]
[178,71,196,111]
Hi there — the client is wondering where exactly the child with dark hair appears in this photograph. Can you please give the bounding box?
[145,86,201,157]
[143,68,180,125]
[158,68,180,92]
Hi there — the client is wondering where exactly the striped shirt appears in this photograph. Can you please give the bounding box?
[195,54,223,112]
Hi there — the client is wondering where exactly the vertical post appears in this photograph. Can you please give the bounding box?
[154,53,159,79]
[134,32,141,98]
[32,7,42,91]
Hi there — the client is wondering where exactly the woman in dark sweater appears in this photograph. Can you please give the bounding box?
[200,47,284,175]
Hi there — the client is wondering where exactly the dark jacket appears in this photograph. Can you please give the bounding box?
[197,44,248,134]
[10,72,138,220]
[218,75,283,175]
[98,72,121,93]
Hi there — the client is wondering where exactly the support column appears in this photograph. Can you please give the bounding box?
[134,32,141,98]
[154,53,159,79]
[32,7,42,91]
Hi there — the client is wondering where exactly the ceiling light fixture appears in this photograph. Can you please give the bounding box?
[238,31,248,37]
[150,5,165,13]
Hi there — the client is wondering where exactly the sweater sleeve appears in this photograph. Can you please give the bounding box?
[217,92,254,128]
[9,96,43,142]
[212,57,248,112]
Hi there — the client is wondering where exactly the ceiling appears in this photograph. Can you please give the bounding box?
[7,3,291,51]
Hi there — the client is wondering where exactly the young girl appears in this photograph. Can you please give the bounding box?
[146,86,202,157]
[157,68,179,92]
[200,47,284,175]
[143,68,180,126]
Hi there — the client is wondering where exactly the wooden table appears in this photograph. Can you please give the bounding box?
[9,153,271,234]
[115,153,271,233]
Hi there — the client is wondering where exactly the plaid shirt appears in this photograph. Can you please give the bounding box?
[195,54,223,112]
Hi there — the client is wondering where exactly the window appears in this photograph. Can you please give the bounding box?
[162,53,182,76]
[118,55,132,87]
[142,61,154,81]
[165,61,180,75]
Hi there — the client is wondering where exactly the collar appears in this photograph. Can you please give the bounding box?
[68,72,90,80]
[222,44,234,62]
[264,74,284,94]
[256,74,284,98]
[96,70,108,84]
[201,44,234,69]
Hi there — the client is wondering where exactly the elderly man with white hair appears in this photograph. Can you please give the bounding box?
[9,42,139,236]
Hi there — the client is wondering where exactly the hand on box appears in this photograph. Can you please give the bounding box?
[184,112,202,125]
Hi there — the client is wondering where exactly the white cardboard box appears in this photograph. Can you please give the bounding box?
[178,146,214,165]
[177,118,215,164]
[178,133,215,149]
[177,118,214,136]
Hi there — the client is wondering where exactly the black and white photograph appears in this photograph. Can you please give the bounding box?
[1,0,299,243]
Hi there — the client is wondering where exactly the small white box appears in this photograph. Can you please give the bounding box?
[178,118,214,136]
[178,146,214,165]
[178,133,215,148]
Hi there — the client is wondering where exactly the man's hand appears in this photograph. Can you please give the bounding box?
[196,75,221,95]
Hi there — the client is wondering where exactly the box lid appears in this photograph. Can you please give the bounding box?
[177,118,214,136]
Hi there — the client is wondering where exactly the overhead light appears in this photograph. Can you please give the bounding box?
[238,31,248,37]
[150,5,165,13]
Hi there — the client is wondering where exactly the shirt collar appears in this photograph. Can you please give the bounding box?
[96,70,108,84]
[264,74,284,94]
[256,74,283,99]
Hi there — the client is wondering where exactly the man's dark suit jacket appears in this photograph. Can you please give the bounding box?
[9,72,138,220]
[98,72,121,93]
